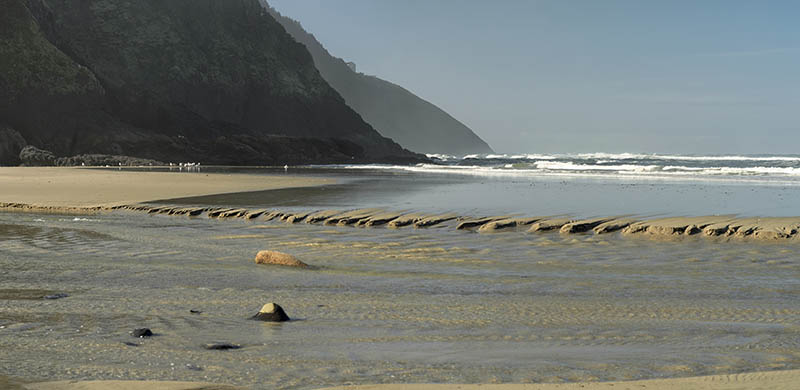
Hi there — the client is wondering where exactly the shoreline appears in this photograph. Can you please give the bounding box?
[0,166,797,241]
[0,167,332,208]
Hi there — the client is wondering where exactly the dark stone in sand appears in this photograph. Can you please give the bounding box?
[251,303,290,322]
[185,364,203,371]
[43,293,69,300]
[203,343,241,350]
[131,328,153,338]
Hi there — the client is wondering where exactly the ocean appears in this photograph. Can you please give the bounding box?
[162,152,800,218]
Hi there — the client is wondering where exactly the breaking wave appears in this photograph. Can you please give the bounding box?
[347,152,800,183]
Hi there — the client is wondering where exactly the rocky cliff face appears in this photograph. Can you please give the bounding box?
[0,0,424,165]
[264,3,493,156]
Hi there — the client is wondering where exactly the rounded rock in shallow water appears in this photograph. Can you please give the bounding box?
[131,328,153,338]
[251,303,290,322]
[253,250,309,268]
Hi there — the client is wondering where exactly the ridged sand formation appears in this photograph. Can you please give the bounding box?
[3,202,800,242]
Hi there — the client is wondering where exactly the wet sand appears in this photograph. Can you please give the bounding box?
[10,367,799,389]
[23,380,241,390]
[1,168,798,242]
[1,167,799,389]
[321,369,800,390]
[88,203,800,242]
[0,167,331,208]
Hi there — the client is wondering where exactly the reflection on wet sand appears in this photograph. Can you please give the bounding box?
[1,211,798,389]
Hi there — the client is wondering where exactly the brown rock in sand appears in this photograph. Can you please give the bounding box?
[254,251,309,268]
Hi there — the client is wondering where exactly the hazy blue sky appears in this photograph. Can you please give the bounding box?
[269,0,799,154]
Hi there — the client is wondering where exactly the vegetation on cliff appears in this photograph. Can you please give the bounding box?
[0,0,423,165]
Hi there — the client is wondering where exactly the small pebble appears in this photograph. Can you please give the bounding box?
[203,342,241,350]
[186,364,203,371]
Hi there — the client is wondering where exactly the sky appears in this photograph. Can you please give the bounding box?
[269,0,800,155]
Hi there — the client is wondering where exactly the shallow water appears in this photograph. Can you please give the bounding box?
[148,165,800,217]
[1,206,799,388]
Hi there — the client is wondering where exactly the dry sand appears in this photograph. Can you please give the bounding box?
[320,369,800,390]
[0,167,331,208]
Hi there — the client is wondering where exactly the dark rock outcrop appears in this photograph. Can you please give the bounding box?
[264,3,493,156]
[0,0,425,165]
[54,154,163,167]
[0,126,27,165]
[18,145,55,166]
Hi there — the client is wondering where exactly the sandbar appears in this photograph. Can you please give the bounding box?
[0,167,331,208]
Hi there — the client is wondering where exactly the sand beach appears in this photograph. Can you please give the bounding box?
[10,369,800,389]
[1,167,798,390]
[0,167,331,208]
